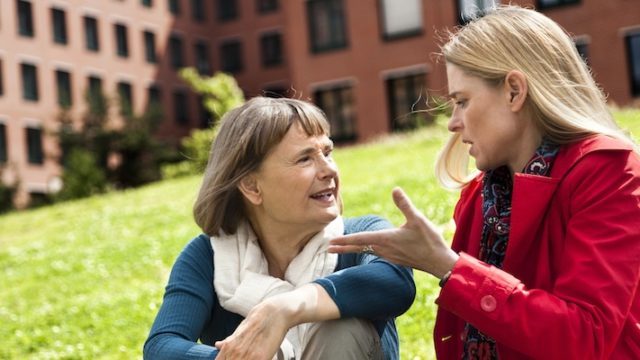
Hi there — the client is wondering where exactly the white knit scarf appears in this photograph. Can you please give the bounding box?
[211,217,343,357]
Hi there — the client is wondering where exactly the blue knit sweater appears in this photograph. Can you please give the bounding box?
[144,216,415,359]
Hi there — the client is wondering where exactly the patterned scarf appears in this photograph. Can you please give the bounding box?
[462,138,560,360]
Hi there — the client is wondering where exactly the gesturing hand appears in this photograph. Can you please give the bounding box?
[328,187,459,278]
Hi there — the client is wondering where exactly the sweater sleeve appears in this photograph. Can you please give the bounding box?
[143,234,220,360]
[313,215,416,319]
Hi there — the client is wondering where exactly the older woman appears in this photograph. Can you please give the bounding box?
[143,97,415,360]
[330,5,640,360]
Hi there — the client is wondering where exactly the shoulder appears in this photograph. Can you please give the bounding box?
[343,215,393,235]
[553,135,639,178]
[169,234,214,281]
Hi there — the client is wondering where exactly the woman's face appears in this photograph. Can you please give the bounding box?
[446,63,533,173]
[250,122,340,233]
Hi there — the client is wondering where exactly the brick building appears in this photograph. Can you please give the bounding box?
[0,0,638,206]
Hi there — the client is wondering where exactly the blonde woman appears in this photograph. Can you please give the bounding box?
[330,6,640,359]
[143,97,415,360]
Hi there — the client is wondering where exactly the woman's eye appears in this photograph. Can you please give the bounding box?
[297,156,311,164]
[455,99,467,108]
[324,149,333,158]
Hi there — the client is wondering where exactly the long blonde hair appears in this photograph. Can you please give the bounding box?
[193,97,331,236]
[436,5,636,188]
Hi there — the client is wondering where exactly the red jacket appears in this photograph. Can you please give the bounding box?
[434,136,640,359]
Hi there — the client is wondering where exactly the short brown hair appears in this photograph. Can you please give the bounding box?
[193,97,330,236]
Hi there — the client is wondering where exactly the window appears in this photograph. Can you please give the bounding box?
[173,90,189,125]
[26,127,43,165]
[217,0,238,21]
[84,16,100,51]
[457,0,497,24]
[386,73,430,131]
[17,0,34,37]
[0,123,7,164]
[260,32,283,67]
[575,38,589,65]
[257,0,278,14]
[314,85,356,142]
[307,0,348,53]
[56,70,72,108]
[87,76,107,115]
[194,41,211,74]
[115,23,129,58]
[143,30,157,63]
[118,82,133,116]
[198,96,212,128]
[379,0,422,39]
[51,8,68,44]
[147,85,162,109]
[192,0,206,22]
[169,35,184,69]
[168,0,181,15]
[626,32,640,97]
[537,0,580,10]
[141,0,153,7]
[21,63,38,101]
[221,40,243,73]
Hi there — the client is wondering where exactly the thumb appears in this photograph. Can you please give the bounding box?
[392,187,420,222]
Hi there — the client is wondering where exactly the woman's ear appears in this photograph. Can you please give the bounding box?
[238,175,262,205]
[504,70,528,112]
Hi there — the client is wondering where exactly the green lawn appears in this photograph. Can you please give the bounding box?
[1,111,638,359]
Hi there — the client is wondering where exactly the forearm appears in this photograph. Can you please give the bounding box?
[263,283,340,328]
[144,334,218,360]
[314,260,415,319]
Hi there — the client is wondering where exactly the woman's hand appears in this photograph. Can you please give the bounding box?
[214,297,290,360]
[215,284,339,360]
[328,187,459,278]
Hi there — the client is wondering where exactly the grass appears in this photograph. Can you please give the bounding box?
[1,110,638,359]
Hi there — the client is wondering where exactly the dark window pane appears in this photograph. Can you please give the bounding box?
[221,40,243,73]
[457,0,497,24]
[314,85,356,142]
[386,73,430,131]
[115,24,129,58]
[26,127,43,165]
[307,0,348,53]
[87,76,107,116]
[260,32,283,67]
[147,85,162,108]
[169,35,184,69]
[17,0,34,37]
[537,0,580,10]
[52,8,68,44]
[174,90,189,125]
[56,70,72,108]
[218,0,238,21]
[257,0,278,14]
[198,96,212,128]
[141,0,153,7]
[192,0,206,21]
[84,16,100,51]
[21,63,38,101]
[0,59,4,96]
[626,33,640,97]
[169,0,181,15]
[0,123,7,163]
[195,41,211,74]
[575,41,589,64]
[144,31,157,63]
[118,82,133,116]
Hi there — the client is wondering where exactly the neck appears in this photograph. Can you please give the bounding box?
[508,118,543,177]
[248,216,321,279]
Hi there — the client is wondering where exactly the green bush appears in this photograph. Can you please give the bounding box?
[56,148,107,201]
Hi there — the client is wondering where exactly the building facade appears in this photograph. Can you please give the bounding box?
[0,0,639,207]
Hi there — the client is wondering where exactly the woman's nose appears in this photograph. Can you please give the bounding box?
[447,112,462,133]
[317,156,338,179]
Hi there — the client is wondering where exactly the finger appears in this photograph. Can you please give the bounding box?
[392,187,422,222]
[328,231,388,247]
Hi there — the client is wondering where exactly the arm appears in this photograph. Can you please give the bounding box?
[440,150,640,359]
[316,216,416,320]
[143,235,220,360]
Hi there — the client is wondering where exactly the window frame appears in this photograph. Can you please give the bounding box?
[260,31,283,67]
[143,30,157,63]
[21,63,39,102]
[55,69,73,108]
[385,71,430,132]
[220,40,243,73]
[84,16,100,52]
[378,0,423,41]
[313,83,357,143]
[626,31,640,97]
[217,0,238,21]
[17,0,35,37]
[306,0,348,54]
[114,23,129,58]
[0,123,7,164]
[26,126,44,165]
[173,90,189,126]
[169,35,185,69]
[457,0,497,25]
[117,81,134,117]
[51,7,68,45]
[256,0,279,14]
[536,0,581,10]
